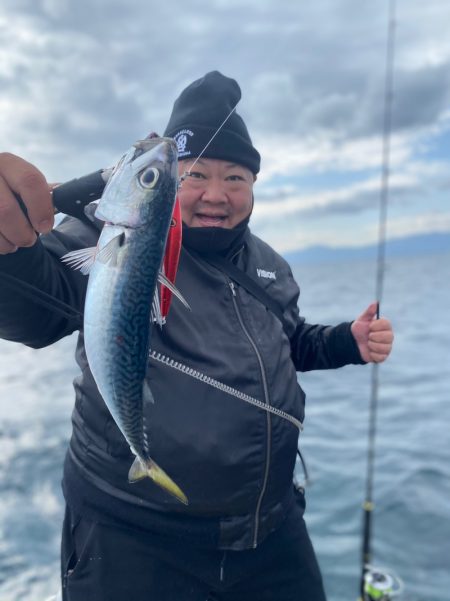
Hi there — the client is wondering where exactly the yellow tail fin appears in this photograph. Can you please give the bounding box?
[128,456,188,505]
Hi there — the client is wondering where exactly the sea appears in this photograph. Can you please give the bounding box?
[0,251,449,601]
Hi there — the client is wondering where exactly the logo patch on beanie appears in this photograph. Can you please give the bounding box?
[174,129,194,158]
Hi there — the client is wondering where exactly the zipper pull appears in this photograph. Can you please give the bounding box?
[229,281,236,296]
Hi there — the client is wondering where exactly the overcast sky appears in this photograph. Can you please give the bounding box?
[1,0,449,252]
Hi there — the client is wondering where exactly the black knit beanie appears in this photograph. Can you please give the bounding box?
[164,71,260,174]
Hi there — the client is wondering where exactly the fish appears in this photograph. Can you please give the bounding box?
[62,136,189,504]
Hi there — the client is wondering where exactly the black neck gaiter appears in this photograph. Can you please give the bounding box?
[182,216,250,257]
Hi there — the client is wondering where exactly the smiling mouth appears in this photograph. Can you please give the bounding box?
[195,213,228,225]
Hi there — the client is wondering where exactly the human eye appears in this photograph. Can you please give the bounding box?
[226,174,245,182]
[187,170,206,179]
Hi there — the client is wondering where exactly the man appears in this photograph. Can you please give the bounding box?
[0,71,393,600]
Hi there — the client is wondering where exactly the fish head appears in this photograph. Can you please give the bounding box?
[95,136,178,228]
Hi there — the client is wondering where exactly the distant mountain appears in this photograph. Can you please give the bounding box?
[284,232,450,264]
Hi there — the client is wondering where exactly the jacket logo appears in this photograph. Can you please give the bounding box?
[174,129,194,157]
[257,268,276,280]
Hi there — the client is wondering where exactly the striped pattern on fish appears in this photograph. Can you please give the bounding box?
[62,136,188,504]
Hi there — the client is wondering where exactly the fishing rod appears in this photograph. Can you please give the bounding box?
[51,168,112,221]
[358,1,403,600]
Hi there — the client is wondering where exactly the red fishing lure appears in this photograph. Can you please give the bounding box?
[160,197,182,317]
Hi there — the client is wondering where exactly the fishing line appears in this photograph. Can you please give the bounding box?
[0,271,83,323]
[359,1,398,600]
[178,101,240,186]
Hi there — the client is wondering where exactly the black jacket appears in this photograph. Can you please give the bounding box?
[0,216,364,550]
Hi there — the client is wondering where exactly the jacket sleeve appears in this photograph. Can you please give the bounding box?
[0,216,99,348]
[290,319,366,372]
[278,259,365,371]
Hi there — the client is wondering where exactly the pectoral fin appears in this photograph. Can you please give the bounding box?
[61,234,125,274]
[96,233,125,266]
[61,246,98,275]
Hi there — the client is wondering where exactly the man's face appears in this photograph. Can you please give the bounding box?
[177,158,256,229]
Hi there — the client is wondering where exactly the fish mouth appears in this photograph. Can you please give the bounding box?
[130,137,178,176]
[133,136,177,155]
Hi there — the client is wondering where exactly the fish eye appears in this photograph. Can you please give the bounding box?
[139,167,159,188]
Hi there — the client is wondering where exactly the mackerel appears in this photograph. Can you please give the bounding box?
[63,136,188,504]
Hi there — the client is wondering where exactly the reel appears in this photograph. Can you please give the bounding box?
[363,565,404,600]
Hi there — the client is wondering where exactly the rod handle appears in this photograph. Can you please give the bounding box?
[51,169,107,221]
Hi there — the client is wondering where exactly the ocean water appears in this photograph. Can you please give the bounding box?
[0,251,449,601]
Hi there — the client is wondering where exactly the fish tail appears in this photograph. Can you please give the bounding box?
[128,456,188,505]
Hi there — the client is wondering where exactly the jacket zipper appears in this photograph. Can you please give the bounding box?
[229,280,272,548]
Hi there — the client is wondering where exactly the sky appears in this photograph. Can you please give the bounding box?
[1,0,449,253]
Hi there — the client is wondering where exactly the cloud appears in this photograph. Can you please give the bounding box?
[252,172,418,222]
[379,211,450,239]
[1,0,449,246]
[254,131,412,182]
[253,206,450,254]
